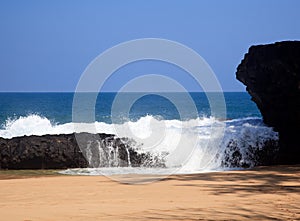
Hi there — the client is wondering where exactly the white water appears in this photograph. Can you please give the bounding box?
[0,114,279,175]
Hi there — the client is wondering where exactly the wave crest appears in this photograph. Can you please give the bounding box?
[0,114,279,173]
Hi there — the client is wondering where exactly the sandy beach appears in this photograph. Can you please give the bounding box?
[0,165,299,221]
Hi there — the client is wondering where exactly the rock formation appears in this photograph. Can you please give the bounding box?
[236,41,300,164]
[0,133,160,169]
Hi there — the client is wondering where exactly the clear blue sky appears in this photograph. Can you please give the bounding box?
[0,0,299,92]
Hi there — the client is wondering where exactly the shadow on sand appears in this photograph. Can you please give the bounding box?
[120,165,300,220]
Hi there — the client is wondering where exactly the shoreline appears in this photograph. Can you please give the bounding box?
[1,165,299,220]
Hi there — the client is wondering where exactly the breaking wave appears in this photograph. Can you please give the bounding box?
[0,114,279,174]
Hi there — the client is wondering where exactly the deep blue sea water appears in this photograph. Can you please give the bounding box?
[0,92,261,126]
[0,92,278,175]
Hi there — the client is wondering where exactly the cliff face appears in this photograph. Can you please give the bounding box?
[236,41,300,163]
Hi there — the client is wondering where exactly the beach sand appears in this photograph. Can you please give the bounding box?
[0,165,299,221]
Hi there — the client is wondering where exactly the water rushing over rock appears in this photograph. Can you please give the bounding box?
[0,133,163,169]
[0,118,279,171]
[83,136,133,167]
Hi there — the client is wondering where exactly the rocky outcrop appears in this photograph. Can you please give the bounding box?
[0,133,159,169]
[236,41,300,164]
[221,139,279,168]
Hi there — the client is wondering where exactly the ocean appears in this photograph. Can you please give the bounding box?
[0,92,278,175]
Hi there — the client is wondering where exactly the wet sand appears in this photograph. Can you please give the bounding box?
[0,165,299,220]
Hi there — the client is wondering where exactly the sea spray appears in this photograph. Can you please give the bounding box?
[125,146,132,167]
[0,114,279,174]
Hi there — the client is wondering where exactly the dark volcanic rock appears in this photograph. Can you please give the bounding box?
[236,41,300,164]
[0,133,88,169]
[221,139,279,168]
[0,133,155,169]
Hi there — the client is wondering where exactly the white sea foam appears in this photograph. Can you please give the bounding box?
[0,114,279,174]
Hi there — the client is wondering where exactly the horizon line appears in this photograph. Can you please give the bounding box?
[0,91,247,93]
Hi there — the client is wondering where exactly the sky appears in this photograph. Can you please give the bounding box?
[0,0,300,92]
